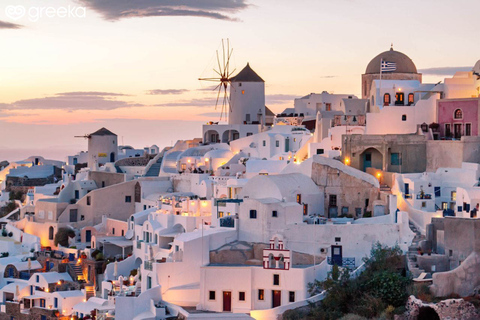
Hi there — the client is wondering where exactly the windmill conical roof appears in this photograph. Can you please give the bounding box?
[89,127,117,137]
[231,63,264,82]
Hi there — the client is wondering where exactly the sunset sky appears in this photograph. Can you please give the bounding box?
[0,0,479,161]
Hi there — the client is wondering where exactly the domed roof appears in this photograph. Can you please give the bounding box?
[365,48,418,74]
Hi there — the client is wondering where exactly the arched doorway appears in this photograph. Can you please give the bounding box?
[204,130,220,143]
[360,147,383,172]
[110,152,115,162]
[417,306,440,320]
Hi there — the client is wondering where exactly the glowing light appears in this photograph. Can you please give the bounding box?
[377,172,382,179]
[77,258,81,264]
[187,159,191,163]
[398,88,402,91]
[344,157,350,165]
[57,281,61,285]
[205,158,209,162]
[201,201,208,207]
[45,288,49,293]
[191,201,195,206]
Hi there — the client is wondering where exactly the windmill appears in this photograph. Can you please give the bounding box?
[199,39,236,121]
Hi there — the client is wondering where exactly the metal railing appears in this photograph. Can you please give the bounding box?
[327,257,356,269]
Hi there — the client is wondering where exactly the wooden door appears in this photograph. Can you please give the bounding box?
[223,291,231,312]
[454,123,462,139]
[272,290,281,308]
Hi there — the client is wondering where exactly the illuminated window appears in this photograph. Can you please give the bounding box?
[296,194,302,204]
[454,109,463,119]
[383,93,390,106]
[451,191,456,201]
[325,103,332,111]
[303,204,308,215]
[408,93,414,105]
[258,289,264,300]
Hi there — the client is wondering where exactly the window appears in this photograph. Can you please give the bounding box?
[239,292,246,301]
[335,237,341,242]
[383,93,390,105]
[422,201,426,208]
[36,275,39,283]
[329,195,337,207]
[69,209,78,222]
[289,291,295,303]
[250,210,257,219]
[209,291,216,300]
[303,204,308,216]
[466,123,472,136]
[325,103,332,111]
[258,289,264,300]
[86,196,91,206]
[402,114,407,121]
[276,140,279,147]
[54,297,58,308]
[246,132,253,136]
[112,228,115,235]
[451,191,456,201]
[74,190,79,199]
[125,196,132,203]
[48,227,54,240]
[102,181,105,188]
[218,211,224,218]
[454,109,463,119]
[449,250,453,257]
[263,140,266,147]
[316,149,324,155]
[390,153,402,165]
[80,215,85,221]
[341,206,348,215]
[434,187,441,197]
[272,210,278,217]
[296,194,302,204]
[122,230,125,236]
[147,276,152,289]
[408,93,414,105]
[273,274,280,286]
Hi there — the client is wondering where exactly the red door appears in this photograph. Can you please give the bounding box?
[223,291,231,312]
[272,290,281,308]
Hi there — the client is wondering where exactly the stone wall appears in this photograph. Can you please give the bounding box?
[404,295,478,320]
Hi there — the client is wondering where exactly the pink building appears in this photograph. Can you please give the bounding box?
[437,97,480,139]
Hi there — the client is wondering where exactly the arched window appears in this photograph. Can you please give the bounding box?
[454,109,463,119]
[383,93,390,106]
[49,226,54,240]
[268,253,275,268]
[408,93,414,105]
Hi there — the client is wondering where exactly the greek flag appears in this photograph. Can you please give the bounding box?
[381,60,396,72]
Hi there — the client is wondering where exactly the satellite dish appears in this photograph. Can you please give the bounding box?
[473,60,480,77]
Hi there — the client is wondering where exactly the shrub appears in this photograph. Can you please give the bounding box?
[129,269,138,277]
[91,249,100,259]
[54,228,75,247]
[7,232,13,237]
[95,252,104,261]
[1,229,7,237]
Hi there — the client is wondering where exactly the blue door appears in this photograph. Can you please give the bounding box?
[331,245,343,266]
[86,230,92,243]
[363,153,372,171]
[404,183,410,198]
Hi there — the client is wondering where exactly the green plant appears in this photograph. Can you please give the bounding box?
[1,229,7,237]
[95,252,104,261]
[54,227,75,247]
[129,269,138,277]
[69,246,77,249]
[91,249,100,259]
[364,211,372,218]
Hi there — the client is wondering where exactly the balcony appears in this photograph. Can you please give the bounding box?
[327,257,355,269]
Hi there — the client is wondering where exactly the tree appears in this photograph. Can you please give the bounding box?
[54,228,75,247]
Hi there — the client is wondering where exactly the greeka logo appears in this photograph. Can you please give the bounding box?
[5,5,86,22]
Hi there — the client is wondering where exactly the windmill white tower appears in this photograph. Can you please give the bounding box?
[229,63,266,126]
